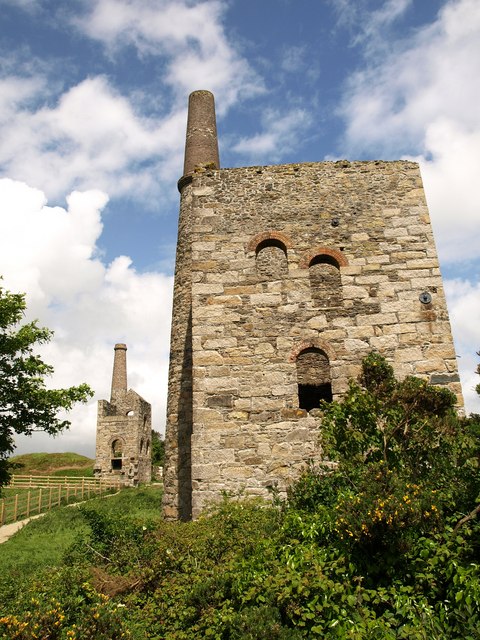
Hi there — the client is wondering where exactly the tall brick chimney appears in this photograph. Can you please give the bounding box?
[182,90,220,179]
[110,343,127,401]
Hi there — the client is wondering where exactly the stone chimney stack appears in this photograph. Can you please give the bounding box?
[110,343,127,401]
[182,90,220,178]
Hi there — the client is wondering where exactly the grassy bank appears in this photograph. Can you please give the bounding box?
[9,452,94,476]
[0,485,163,606]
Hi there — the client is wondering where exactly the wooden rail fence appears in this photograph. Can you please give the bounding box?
[0,475,123,526]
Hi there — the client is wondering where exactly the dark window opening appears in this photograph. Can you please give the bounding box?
[296,347,332,409]
[111,439,123,458]
[298,383,332,410]
[111,458,122,470]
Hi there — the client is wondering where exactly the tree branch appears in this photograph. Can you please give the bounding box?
[453,503,480,534]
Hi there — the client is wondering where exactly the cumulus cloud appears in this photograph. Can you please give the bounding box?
[340,0,480,162]
[0,1,264,204]
[0,179,173,457]
[444,278,480,414]
[338,0,480,413]
[232,108,313,163]
[420,119,480,264]
[72,0,263,111]
[0,75,186,202]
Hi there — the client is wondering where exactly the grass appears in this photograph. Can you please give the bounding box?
[0,485,163,603]
[9,452,94,475]
[51,466,94,477]
[1,483,119,524]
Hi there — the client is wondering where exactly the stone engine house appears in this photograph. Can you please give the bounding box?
[162,90,463,520]
[95,343,152,485]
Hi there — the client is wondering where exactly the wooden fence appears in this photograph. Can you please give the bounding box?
[0,475,123,526]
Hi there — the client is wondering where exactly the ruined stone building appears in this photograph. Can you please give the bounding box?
[95,343,152,485]
[162,90,463,520]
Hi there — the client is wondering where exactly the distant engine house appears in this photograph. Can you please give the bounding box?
[95,343,152,485]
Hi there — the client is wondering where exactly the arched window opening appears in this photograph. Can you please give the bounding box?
[140,437,144,454]
[296,347,332,410]
[145,439,150,455]
[256,239,288,279]
[309,255,341,307]
[111,439,123,470]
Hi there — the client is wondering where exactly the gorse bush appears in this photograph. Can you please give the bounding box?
[1,354,479,639]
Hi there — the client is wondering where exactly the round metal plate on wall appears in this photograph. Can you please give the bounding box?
[419,292,432,304]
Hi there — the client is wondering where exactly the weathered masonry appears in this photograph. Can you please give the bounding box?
[163,90,463,520]
[95,343,152,485]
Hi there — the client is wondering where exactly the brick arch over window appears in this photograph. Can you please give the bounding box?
[248,232,291,280]
[290,340,337,363]
[247,231,293,253]
[300,247,347,308]
[298,247,348,270]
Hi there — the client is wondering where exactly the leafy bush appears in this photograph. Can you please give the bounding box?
[2,355,480,639]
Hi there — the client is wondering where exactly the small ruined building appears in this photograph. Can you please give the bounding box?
[95,343,152,485]
[163,90,463,521]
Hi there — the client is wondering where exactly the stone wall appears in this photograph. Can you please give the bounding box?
[163,159,463,520]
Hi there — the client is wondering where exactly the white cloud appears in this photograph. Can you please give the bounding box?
[280,46,307,74]
[338,0,480,413]
[72,0,263,111]
[0,179,173,457]
[419,119,480,264]
[444,278,480,415]
[340,0,480,162]
[0,1,264,203]
[232,108,313,163]
[0,75,186,202]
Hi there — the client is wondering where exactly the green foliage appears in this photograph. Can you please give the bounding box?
[151,429,165,467]
[0,487,162,607]
[2,354,480,638]
[0,566,131,640]
[475,350,480,396]
[0,284,93,487]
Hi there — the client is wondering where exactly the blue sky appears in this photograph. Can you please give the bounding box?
[0,0,479,457]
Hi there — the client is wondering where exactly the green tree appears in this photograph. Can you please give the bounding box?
[476,349,480,397]
[151,429,165,467]
[0,283,93,487]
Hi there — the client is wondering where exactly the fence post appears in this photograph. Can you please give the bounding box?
[58,485,61,507]
[38,488,42,514]
[48,487,52,511]
[0,498,5,525]
[13,494,18,522]
[82,477,85,500]
[26,491,31,518]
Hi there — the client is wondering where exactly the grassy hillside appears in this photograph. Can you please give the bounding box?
[9,452,94,476]
[0,486,162,585]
